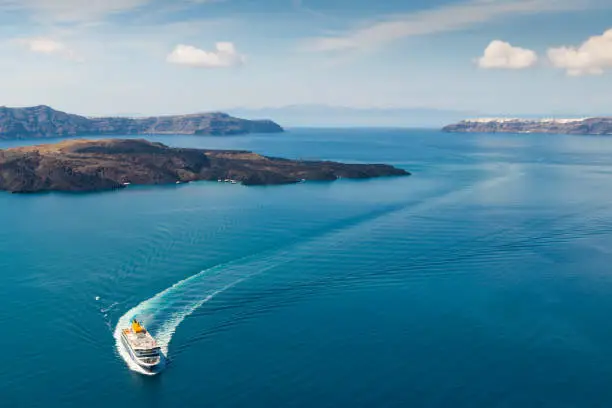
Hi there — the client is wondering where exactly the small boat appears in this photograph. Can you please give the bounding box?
[122,182,131,186]
[121,318,162,372]
[230,180,237,184]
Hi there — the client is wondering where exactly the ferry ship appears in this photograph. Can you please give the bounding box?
[121,318,162,372]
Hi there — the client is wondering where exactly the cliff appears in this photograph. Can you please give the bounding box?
[0,139,409,193]
[0,105,284,139]
[442,117,612,135]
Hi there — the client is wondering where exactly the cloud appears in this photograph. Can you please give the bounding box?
[0,0,151,22]
[306,0,585,52]
[477,40,538,69]
[547,28,612,76]
[166,42,245,68]
[17,37,81,61]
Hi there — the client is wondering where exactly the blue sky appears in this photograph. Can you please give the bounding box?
[0,0,611,117]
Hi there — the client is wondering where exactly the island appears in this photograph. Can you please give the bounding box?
[0,105,284,140]
[442,117,612,135]
[0,139,410,193]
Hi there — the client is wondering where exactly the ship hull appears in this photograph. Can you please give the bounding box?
[120,333,162,373]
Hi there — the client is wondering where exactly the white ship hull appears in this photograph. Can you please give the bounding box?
[120,332,162,372]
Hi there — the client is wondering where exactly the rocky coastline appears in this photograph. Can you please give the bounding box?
[0,139,409,193]
[442,117,612,135]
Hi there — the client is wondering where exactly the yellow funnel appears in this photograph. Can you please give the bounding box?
[131,319,146,333]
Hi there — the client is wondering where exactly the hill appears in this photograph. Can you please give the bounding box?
[442,117,612,135]
[0,105,284,139]
[0,138,409,193]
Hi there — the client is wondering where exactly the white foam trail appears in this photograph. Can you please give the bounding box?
[101,302,119,313]
[113,250,293,375]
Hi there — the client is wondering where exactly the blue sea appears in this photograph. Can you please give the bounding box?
[3,128,612,407]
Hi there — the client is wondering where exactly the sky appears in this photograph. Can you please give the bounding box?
[0,0,611,118]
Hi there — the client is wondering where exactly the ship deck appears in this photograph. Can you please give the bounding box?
[122,329,158,350]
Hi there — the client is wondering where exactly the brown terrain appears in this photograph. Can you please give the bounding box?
[0,139,410,193]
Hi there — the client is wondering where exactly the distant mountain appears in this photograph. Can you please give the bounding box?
[442,117,612,135]
[0,105,284,140]
[227,105,476,128]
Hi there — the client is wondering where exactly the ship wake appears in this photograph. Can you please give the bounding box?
[113,250,295,375]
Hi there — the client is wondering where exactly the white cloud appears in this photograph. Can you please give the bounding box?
[17,37,81,61]
[548,28,612,76]
[477,40,538,69]
[0,0,151,22]
[306,0,585,52]
[166,43,245,68]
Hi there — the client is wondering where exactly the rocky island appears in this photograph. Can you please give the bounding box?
[0,105,284,140]
[442,117,612,135]
[0,139,409,193]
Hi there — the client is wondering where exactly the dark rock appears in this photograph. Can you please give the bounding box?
[0,139,410,193]
[0,106,284,140]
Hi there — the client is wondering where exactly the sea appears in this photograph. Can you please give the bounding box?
[2,128,612,407]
